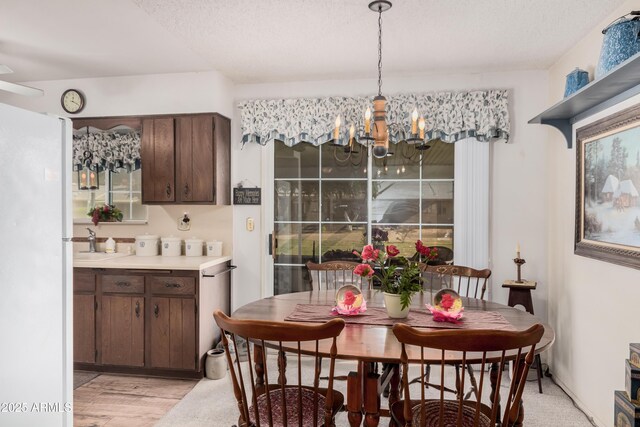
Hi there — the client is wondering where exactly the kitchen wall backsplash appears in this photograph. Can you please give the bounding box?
[72,204,233,256]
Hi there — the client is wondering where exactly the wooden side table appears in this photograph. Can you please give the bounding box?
[502,279,544,393]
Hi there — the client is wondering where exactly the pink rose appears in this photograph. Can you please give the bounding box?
[354,263,374,277]
[360,245,380,262]
[386,245,400,257]
[415,240,428,256]
[342,291,356,307]
[440,293,454,310]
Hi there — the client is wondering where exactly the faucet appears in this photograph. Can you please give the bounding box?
[86,228,97,253]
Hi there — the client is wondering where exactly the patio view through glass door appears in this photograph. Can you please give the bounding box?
[272,140,454,295]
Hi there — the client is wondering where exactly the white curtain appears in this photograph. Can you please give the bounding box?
[454,138,490,270]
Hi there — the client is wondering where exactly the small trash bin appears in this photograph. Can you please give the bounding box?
[205,349,227,380]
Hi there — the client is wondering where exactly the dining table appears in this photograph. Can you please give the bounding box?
[231,289,555,427]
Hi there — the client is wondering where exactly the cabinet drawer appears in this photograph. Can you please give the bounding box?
[74,269,96,292]
[149,276,196,295]
[102,275,145,294]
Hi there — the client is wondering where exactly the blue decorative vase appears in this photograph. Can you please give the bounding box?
[595,12,640,79]
[564,68,590,97]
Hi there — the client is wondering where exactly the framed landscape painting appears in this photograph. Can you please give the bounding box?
[575,103,640,269]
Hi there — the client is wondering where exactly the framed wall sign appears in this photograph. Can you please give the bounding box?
[575,102,640,269]
[234,187,261,205]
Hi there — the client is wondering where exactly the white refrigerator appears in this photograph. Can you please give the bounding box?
[0,102,73,427]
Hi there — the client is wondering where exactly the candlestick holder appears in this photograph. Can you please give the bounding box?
[513,257,526,283]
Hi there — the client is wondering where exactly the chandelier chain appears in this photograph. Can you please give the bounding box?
[377,7,383,96]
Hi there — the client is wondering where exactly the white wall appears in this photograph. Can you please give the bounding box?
[233,70,550,315]
[0,71,236,253]
[546,1,640,426]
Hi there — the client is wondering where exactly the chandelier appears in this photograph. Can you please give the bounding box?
[333,0,428,158]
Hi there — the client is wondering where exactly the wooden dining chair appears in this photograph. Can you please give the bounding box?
[414,264,492,400]
[419,264,492,299]
[213,310,345,427]
[306,260,372,290]
[391,323,545,427]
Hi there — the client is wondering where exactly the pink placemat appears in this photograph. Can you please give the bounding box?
[285,304,515,330]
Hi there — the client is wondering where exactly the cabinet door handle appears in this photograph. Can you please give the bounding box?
[116,281,130,288]
[135,301,140,318]
[154,304,159,318]
[165,283,181,288]
[184,184,189,196]
[166,184,172,197]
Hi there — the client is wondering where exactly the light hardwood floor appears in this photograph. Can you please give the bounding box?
[74,374,198,426]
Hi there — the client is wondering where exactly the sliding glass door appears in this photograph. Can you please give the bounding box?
[272,140,454,295]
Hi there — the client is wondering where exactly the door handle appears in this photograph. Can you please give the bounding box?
[184,184,189,197]
[166,184,172,197]
[269,232,277,260]
[116,281,130,288]
[165,283,181,288]
[154,304,159,318]
[135,301,140,318]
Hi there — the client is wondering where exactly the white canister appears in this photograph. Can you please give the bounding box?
[135,234,159,256]
[185,238,204,257]
[161,236,182,257]
[205,349,227,380]
[206,240,223,257]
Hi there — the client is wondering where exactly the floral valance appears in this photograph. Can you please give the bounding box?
[72,131,141,172]
[239,90,510,147]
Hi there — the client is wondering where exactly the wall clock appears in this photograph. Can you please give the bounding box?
[61,89,85,114]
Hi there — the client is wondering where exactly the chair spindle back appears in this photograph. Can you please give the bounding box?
[214,310,345,427]
[306,260,371,290]
[419,264,491,299]
[392,324,544,427]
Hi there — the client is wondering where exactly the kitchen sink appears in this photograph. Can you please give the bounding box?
[74,252,130,261]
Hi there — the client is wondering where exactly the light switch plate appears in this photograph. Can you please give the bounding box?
[247,217,254,231]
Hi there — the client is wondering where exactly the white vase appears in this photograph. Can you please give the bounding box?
[205,349,227,380]
[383,292,410,318]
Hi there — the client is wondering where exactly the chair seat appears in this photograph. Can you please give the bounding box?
[249,386,344,427]
[391,399,492,427]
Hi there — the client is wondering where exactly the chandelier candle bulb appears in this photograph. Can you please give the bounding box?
[411,108,418,134]
[418,116,425,139]
[334,115,341,141]
[365,107,372,134]
[349,124,355,141]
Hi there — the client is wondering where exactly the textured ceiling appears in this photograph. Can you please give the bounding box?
[0,0,627,84]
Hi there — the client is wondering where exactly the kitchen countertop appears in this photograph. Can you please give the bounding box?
[73,254,232,271]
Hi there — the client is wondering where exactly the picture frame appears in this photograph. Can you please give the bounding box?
[575,102,640,269]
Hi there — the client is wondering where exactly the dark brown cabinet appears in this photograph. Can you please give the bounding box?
[100,295,144,367]
[142,113,230,205]
[141,117,176,203]
[73,294,96,364]
[73,269,96,364]
[149,274,197,370]
[150,297,196,370]
[72,267,228,378]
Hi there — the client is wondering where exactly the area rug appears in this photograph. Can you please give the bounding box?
[73,371,100,389]
[156,356,595,427]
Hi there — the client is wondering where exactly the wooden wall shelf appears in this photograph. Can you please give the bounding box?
[529,53,640,148]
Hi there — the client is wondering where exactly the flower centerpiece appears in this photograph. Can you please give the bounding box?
[88,204,123,226]
[331,285,367,316]
[353,240,438,318]
[426,289,464,324]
